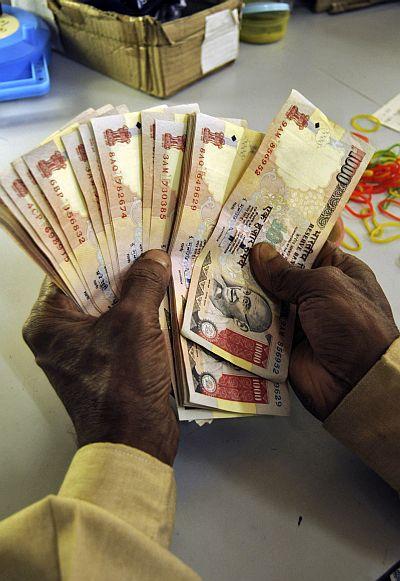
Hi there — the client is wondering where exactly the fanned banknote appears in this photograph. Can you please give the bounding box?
[140,106,168,252]
[11,156,96,313]
[62,120,118,295]
[79,121,120,285]
[182,90,374,380]
[150,118,188,251]
[0,168,85,309]
[91,112,143,277]
[142,104,200,252]
[0,94,367,422]
[168,113,289,415]
[23,122,116,313]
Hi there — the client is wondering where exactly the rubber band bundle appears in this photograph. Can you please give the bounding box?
[342,143,400,251]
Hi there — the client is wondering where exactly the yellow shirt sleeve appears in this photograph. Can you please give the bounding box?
[324,337,400,493]
[0,443,200,581]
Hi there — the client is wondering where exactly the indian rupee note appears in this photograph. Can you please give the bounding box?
[169,113,250,320]
[13,156,86,279]
[62,127,119,295]
[11,157,98,314]
[91,112,143,277]
[79,122,120,285]
[0,168,93,311]
[183,341,289,415]
[142,104,199,252]
[23,136,115,313]
[169,114,283,413]
[0,194,69,293]
[182,90,374,380]
[150,119,187,251]
[160,293,247,421]
[141,106,168,252]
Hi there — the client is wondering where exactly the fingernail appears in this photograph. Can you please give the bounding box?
[140,249,170,271]
[253,243,279,263]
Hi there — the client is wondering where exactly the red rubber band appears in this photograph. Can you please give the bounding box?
[378,198,400,221]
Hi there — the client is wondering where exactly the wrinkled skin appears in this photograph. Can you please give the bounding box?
[250,241,399,420]
[23,250,178,466]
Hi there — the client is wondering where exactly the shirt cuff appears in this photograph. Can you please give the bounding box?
[324,337,400,493]
[58,443,176,547]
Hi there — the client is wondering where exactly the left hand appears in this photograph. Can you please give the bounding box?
[22,250,179,466]
[250,241,398,420]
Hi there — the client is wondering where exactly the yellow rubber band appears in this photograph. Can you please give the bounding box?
[341,225,362,251]
[351,114,381,133]
[370,222,400,244]
[361,208,377,234]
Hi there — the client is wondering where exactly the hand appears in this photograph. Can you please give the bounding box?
[250,242,399,420]
[22,250,179,466]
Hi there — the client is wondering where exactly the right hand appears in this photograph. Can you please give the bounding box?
[250,242,399,420]
[22,250,179,466]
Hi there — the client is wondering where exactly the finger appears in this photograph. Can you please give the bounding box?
[23,277,90,352]
[307,241,394,321]
[36,277,84,313]
[313,241,388,307]
[314,241,368,277]
[314,241,375,281]
[250,243,319,304]
[119,250,171,313]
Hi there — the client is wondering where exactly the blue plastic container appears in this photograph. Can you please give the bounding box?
[0,5,51,101]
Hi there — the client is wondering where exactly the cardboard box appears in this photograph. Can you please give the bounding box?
[312,0,391,12]
[48,0,242,97]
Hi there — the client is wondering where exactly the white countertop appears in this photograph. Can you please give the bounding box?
[0,4,399,580]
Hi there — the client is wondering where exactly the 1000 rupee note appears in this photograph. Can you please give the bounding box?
[0,168,87,309]
[25,110,118,312]
[62,127,118,295]
[160,293,252,421]
[150,119,187,251]
[182,90,374,380]
[168,113,282,414]
[79,122,120,285]
[11,157,98,314]
[142,104,199,252]
[91,112,143,276]
[23,137,114,313]
[182,341,289,415]
[141,106,168,252]
[0,195,69,294]
[170,113,250,320]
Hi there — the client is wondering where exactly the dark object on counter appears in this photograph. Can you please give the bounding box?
[85,0,166,16]
[376,559,400,581]
[309,0,395,13]
[83,0,220,21]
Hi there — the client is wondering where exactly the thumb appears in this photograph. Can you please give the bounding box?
[250,243,315,304]
[119,249,171,312]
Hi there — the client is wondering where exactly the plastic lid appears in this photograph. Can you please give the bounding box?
[243,2,291,14]
[0,6,51,101]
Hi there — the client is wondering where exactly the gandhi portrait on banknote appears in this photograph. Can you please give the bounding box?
[210,276,272,333]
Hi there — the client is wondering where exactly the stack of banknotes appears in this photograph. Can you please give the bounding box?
[0,91,373,423]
